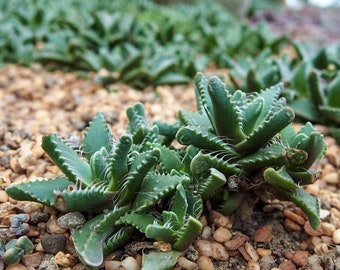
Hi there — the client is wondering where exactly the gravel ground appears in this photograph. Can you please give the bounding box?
[0,64,340,270]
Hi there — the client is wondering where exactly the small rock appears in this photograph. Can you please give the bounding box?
[213,227,232,243]
[244,242,259,262]
[284,218,302,232]
[105,260,122,270]
[291,250,308,267]
[201,226,212,239]
[256,248,271,257]
[322,172,339,184]
[253,225,272,243]
[209,210,232,228]
[46,215,67,234]
[246,260,260,270]
[283,210,305,226]
[0,190,9,202]
[197,256,214,270]
[211,242,228,260]
[38,254,59,270]
[5,263,27,270]
[57,211,86,229]
[308,254,323,270]
[54,251,77,267]
[29,211,49,224]
[22,252,45,268]
[195,240,212,257]
[177,256,197,270]
[41,234,66,254]
[224,231,249,251]
[332,229,340,244]
[321,222,335,237]
[278,260,296,270]
[23,202,44,214]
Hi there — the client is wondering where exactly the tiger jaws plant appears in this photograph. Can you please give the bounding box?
[6,73,326,269]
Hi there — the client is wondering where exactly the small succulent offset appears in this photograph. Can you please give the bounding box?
[1,236,34,265]
[6,73,325,269]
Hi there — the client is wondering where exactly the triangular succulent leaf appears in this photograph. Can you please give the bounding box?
[42,134,93,186]
[83,112,113,160]
[6,177,72,207]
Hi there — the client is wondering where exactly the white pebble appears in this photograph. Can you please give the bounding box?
[121,256,140,270]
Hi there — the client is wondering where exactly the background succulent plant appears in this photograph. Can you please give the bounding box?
[6,72,325,269]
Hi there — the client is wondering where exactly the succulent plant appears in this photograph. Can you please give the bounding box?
[6,72,325,268]
[2,236,34,265]
[168,73,325,229]
[6,105,203,268]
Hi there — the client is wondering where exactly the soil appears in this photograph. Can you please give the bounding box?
[1,5,340,270]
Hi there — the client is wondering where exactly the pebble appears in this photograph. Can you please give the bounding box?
[29,211,49,224]
[41,234,66,254]
[57,211,86,229]
[210,242,228,260]
[314,242,329,255]
[321,222,335,236]
[291,250,308,267]
[46,215,67,234]
[283,218,302,232]
[201,226,212,239]
[38,254,59,270]
[195,240,212,257]
[22,252,45,268]
[330,198,340,211]
[209,210,232,228]
[212,227,232,243]
[253,225,272,243]
[332,228,340,244]
[54,251,77,267]
[323,172,339,184]
[0,190,9,202]
[238,245,252,261]
[283,209,305,225]
[256,248,271,257]
[104,260,122,270]
[121,256,141,270]
[23,202,43,214]
[278,260,296,270]
[308,254,323,270]
[246,260,260,270]
[224,231,249,251]
[244,242,259,262]
[177,256,197,270]
[197,256,214,270]
[5,264,27,270]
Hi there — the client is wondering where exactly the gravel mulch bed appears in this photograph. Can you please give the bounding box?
[0,64,340,270]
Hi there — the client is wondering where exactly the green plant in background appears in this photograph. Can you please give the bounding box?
[0,0,289,88]
[225,41,340,143]
[6,73,325,269]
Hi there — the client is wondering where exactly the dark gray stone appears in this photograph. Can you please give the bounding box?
[41,234,66,255]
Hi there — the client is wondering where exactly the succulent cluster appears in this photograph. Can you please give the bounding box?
[6,73,325,269]
[0,236,34,265]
